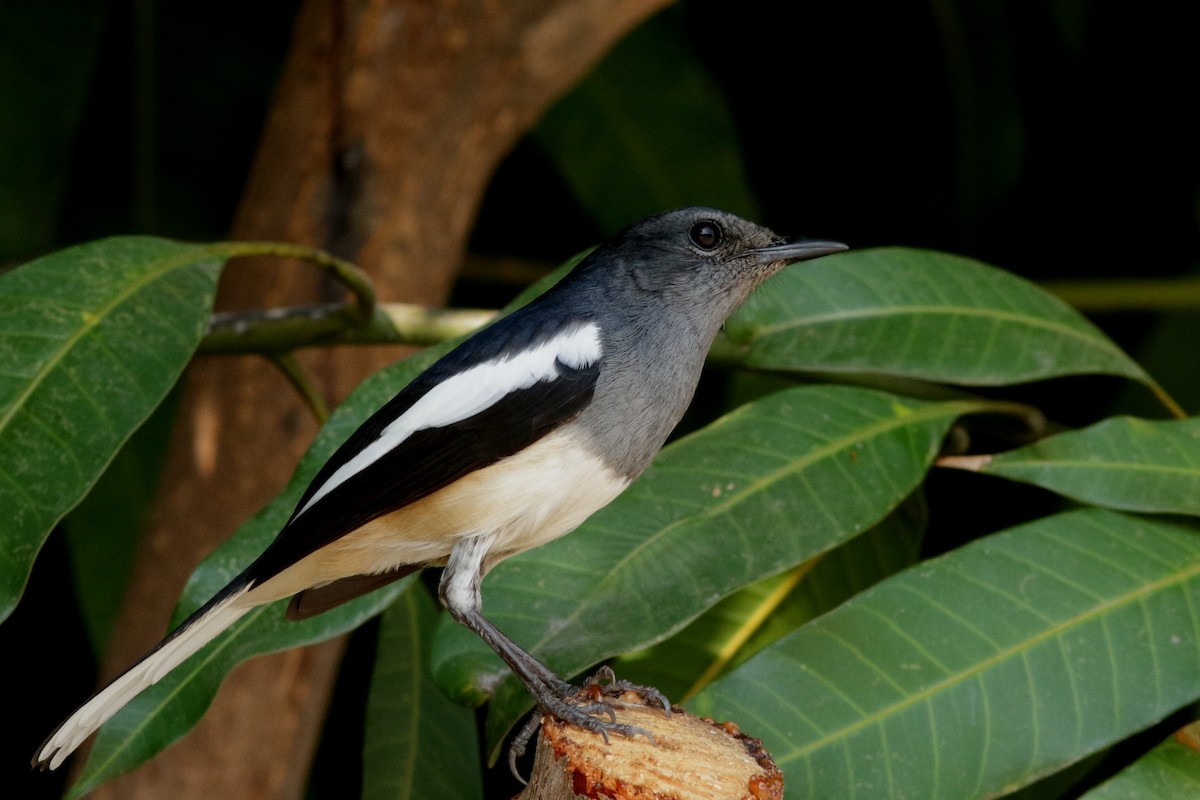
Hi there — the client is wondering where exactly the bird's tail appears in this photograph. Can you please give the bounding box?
[33,580,254,771]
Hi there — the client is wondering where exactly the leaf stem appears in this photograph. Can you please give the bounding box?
[201,240,378,321]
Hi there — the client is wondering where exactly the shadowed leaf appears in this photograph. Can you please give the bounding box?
[1080,732,1200,799]
[363,583,482,800]
[535,11,759,233]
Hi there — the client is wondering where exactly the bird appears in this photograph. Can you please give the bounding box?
[34,206,846,773]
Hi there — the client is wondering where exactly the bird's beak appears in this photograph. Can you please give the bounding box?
[747,238,848,266]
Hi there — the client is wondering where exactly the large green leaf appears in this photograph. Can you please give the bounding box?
[613,493,926,702]
[428,386,1000,760]
[0,237,224,622]
[534,10,759,233]
[946,416,1200,516]
[691,509,1200,799]
[1080,733,1200,799]
[726,247,1156,390]
[732,492,928,670]
[363,582,482,800]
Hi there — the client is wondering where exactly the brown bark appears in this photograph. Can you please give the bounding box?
[519,700,784,800]
[81,0,669,798]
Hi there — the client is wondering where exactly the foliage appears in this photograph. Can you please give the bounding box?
[4,233,1198,798]
[4,4,1200,800]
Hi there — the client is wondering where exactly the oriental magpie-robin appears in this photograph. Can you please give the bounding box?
[35,207,846,772]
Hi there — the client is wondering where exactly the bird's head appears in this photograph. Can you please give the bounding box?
[590,207,846,320]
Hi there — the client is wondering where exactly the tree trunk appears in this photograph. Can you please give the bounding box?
[81,0,669,797]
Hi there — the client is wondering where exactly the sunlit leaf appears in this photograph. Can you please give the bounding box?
[614,493,926,702]
[692,509,1200,799]
[0,237,223,622]
[727,248,1156,391]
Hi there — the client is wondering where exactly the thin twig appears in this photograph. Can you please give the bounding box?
[200,302,495,355]
[268,352,330,425]
[201,240,378,320]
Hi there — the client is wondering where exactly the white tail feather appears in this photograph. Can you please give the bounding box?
[37,589,252,770]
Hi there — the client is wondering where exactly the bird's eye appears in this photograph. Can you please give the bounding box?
[689,220,723,250]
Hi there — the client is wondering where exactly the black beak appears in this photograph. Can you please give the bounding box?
[747,237,848,266]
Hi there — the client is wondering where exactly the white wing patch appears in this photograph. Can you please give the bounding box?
[293,321,602,518]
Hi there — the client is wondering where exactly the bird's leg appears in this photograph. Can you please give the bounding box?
[438,537,665,780]
[504,664,673,780]
[449,603,661,779]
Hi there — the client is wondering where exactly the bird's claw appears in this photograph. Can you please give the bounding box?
[507,666,670,783]
[584,664,672,715]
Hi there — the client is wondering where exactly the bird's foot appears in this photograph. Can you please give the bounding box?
[583,664,672,714]
[507,665,671,782]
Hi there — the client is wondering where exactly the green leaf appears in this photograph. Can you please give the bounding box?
[1080,733,1200,799]
[364,582,482,800]
[0,237,224,622]
[732,491,928,669]
[613,493,926,702]
[691,509,1200,799]
[534,10,760,233]
[428,386,997,760]
[950,416,1200,516]
[726,247,1156,390]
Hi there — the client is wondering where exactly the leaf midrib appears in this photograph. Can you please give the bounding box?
[748,304,1130,362]
[0,245,215,439]
[774,536,1200,764]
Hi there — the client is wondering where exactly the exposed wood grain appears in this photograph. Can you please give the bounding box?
[520,700,784,800]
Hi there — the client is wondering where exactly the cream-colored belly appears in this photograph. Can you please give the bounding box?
[251,427,629,602]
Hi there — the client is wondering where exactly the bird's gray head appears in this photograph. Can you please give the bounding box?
[582,207,846,325]
[551,208,845,477]
[571,206,844,338]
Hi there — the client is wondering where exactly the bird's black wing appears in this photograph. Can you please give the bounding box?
[242,315,601,588]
